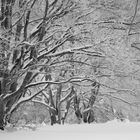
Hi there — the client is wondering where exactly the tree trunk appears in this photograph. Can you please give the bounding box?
[0,97,5,130]
[56,84,62,124]
[0,72,33,130]
[1,0,14,29]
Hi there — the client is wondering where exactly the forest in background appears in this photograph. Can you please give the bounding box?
[0,0,140,130]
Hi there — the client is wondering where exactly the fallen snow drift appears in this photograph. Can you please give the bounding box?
[0,120,140,140]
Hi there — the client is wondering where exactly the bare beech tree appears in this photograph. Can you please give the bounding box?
[0,0,104,130]
[0,0,138,130]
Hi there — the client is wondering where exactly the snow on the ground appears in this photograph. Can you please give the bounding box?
[0,119,140,140]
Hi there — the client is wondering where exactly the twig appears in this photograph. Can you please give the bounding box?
[128,0,139,35]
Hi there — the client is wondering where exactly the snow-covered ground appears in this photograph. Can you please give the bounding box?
[0,119,140,140]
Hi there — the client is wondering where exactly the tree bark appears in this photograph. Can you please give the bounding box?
[0,71,33,129]
[1,0,14,29]
[0,97,5,130]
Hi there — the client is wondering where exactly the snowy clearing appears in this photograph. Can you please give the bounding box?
[0,120,140,140]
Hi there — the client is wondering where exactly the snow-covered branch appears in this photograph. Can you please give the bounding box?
[9,84,49,114]
[26,77,95,88]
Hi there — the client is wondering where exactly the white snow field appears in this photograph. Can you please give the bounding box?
[0,120,140,140]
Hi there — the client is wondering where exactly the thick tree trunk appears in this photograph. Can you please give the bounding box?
[4,72,33,112]
[0,72,33,130]
[0,97,5,130]
[1,0,15,29]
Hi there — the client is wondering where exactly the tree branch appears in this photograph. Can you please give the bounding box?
[9,84,49,114]
[128,0,139,35]
[26,77,95,88]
